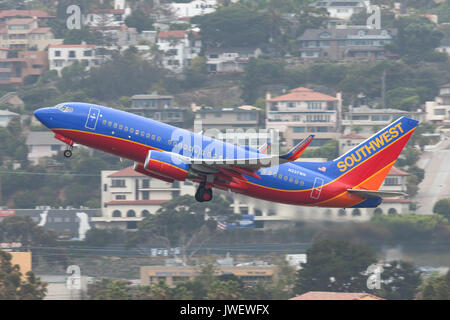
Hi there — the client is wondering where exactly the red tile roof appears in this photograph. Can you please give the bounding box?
[5,17,34,24]
[382,199,411,203]
[268,87,338,102]
[158,30,186,39]
[388,167,409,176]
[0,10,53,19]
[105,200,168,205]
[49,44,95,48]
[290,292,384,300]
[108,166,145,177]
[30,27,51,34]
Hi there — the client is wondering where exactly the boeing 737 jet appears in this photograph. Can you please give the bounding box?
[34,103,418,208]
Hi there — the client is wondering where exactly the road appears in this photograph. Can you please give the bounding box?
[415,134,450,213]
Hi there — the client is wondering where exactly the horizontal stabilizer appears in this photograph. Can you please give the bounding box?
[280,135,314,161]
[347,189,407,199]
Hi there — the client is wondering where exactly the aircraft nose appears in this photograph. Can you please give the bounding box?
[34,107,55,127]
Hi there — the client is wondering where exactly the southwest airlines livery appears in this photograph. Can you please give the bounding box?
[34,103,418,208]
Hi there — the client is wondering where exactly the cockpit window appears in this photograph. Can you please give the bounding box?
[55,105,74,113]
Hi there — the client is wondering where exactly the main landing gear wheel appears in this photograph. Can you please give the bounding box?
[63,149,72,158]
[195,183,213,202]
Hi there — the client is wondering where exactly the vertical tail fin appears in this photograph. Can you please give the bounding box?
[332,116,418,190]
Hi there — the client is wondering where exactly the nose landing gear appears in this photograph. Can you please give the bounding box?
[195,181,213,202]
[54,133,74,158]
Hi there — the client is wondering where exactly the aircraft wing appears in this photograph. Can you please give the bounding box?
[168,135,316,181]
[347,189,407,199]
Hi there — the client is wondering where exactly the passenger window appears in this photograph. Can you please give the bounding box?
[130,128,134,133]
[141,132,145,137]
[113,123,118,128]
[157,136,161,142]
[284,176,288,181]
[146,133,150,138]
[289,177,293,182]
[108,121,112,126]
[124,127,128,132]
[152,135,155,140]
[168,140,172,145]
[273,173,277,178]
[295,179,299,184]
[102,120,106,125]
[135,130,139,135]
[119,125,123,130]
[278,174,282,179]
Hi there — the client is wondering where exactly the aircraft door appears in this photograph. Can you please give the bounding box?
[85,107,100,130]
[310,177,324,200]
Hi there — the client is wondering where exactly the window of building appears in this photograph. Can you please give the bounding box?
[69,50,76,58]
[293,126,305,133]
[112,210,121,217]
[142,210,150,217]
[142,191,149,200]
[388,208,397,215]
[384,177,399,186]
[352,209,361,216]
[84,50,92,56]
[51,145,61,151]
[127,210,136,217]
[142,179,150,188]
[115,195,126,200]
[111,179,126,187]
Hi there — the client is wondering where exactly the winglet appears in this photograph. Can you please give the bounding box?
[280,134,314,161]
[258,141,271,154]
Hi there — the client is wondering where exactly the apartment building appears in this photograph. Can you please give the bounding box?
[311,0,370,20]
[342,105,425,134]
[130,93,187,126]
[156,30,201,73]
[92,166,195,230]
[0,17,61,50]
[297,27,396,60]
[48,44,99,75]
[141,265,276,287]
[0,49,48,86]
[205,47,261,73]
[194,106,260,132]
[424,83,450,125]
[25,131,65,165]
[266,87,342,149]
[0,109,18,126]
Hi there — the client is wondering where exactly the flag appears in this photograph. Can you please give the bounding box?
[217,221,227,230]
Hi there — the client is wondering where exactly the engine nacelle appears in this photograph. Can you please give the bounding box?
[133,162,175,183]
[144,150,190,181]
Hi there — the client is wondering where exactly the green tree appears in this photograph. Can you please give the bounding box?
[433,198,450,220]
[419,270,450,300]
[207,280,243,299]
[88,278,131,300]
[386,16,444,62]
[293,240,377,294]
[125,10,154,33]
[192,5,272,48]
[375,261,422,300]
[0,250,47,300]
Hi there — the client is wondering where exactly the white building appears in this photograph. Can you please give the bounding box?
[167,0,218,19]
[85,7,131,28]
[156,30,201,73]
[206,47,262,73]
[92,166,195,230]
[424,84,450,126]
[0,109,18,127]
[25,131,65,165]
[266,87,342,149]
[48,44,100,75]
[342,105,425,135]
[312,0,370,21]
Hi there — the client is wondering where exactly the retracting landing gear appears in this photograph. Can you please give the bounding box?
[195,181,213,202]
[54,133,74,158]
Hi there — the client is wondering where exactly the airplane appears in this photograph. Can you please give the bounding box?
[34,103,419,208]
